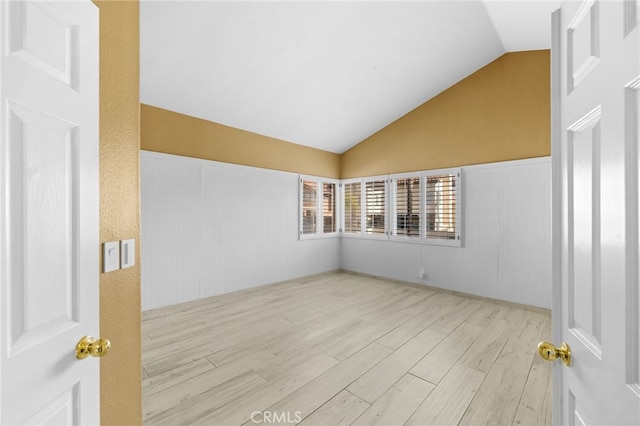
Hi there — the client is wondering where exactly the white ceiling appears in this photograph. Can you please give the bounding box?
[140,1,560,154]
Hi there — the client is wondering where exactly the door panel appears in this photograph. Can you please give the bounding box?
[627,72,640,395]
[567,0,599,92]
[0,1,99,425]
[8,102,80,354]
[568,107,602,355]
[8,1,79,89]
[624,0,639,36]
[568,390,592,426]
[21,385,79,426]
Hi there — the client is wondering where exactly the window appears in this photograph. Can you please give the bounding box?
[299,176,339,239]
[343,181,361,234]
[301,180,317,235]
[388,170,460,245]
[421,169,461,245]
[392,176,421,238]
[303,169,461,245]
[364,178,387,236]
[323,182,336,233]
[425,172,458,241]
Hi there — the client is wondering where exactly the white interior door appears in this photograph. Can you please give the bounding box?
[552,0,640,424]
[0,1,100,425]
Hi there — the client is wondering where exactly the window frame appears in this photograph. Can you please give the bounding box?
[341,178,364,238]
[389,172,423,242]
[362,175,389,240]
[299,175,340,240]
[302,168,462,246]
[422,167,462,247]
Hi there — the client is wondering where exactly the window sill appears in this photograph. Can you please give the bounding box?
[299,233,340,241]
[336,233,462,247]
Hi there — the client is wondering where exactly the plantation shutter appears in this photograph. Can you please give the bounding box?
[394,177,421,237]
[323,182,336,233]
[301,180,317,235]
[364,179,386,235]
[343,182,361,233]
[425,172,457,240]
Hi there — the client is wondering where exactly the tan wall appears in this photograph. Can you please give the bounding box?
[94,1,141,425]
[141,104,341,179]
[142,51,549,180]
[341,50,550,178]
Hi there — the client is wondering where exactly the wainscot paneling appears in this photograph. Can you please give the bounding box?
[141,151,340,311]
[340,158,551,309]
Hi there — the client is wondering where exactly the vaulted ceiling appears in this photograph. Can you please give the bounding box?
[140,1,560,154]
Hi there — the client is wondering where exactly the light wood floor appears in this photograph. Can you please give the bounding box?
[142,272,552,426]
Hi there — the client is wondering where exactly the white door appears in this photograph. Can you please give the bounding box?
[0,1,101,425]
[552,0,640,424]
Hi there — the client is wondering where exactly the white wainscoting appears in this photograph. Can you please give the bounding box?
[141,151,341,311]
[341,158,552,309]
[142,153,551,311]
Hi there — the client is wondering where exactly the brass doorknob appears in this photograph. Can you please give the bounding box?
[537,341,571,366]
[76,335,111,359]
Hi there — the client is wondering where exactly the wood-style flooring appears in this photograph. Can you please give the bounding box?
[142,272,552,425]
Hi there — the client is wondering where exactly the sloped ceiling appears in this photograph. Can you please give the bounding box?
[140,1,560,154]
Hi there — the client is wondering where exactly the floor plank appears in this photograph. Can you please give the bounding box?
[347,328,445,403]
[459,319,542,425]
[375,293,458,349]
[143,349,277,421]
[458,317,515,373]
[405,364,485,426]
[409,321,484,384]
[150,371,266,426]
[197,353,339,425]
[298,390,370,426]
[143,358,215,398]
[351,374,434,426]
[513,319,553,426]
[258,343,393,425]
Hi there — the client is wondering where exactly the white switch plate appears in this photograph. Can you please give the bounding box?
[120,239,135,269]
[103,241,120,273]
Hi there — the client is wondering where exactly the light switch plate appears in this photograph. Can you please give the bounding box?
[103,241,120,273]
[120,239,135,269]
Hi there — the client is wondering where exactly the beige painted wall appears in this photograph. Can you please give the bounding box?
[142,51,549,180]
[341,50,550,178]
[94,1,141,425]
[141,104,342,178]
